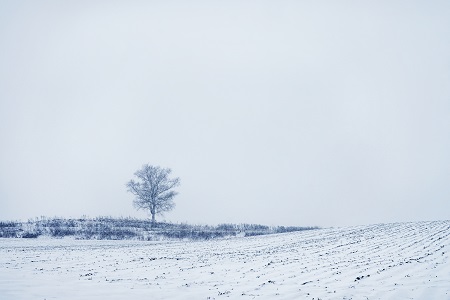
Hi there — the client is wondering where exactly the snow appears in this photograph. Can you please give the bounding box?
[1,221,449,299]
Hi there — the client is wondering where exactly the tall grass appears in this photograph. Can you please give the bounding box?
[0,216,319,241]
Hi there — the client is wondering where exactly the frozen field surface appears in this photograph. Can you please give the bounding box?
[1,221,449,300]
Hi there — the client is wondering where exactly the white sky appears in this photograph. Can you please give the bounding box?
[1,0,449,227]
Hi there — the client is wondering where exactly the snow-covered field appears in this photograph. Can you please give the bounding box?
[1,221,449,300]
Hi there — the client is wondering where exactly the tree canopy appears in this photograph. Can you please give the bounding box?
[126,164,180,226]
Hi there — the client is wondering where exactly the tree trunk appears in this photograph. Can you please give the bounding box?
[151,213,156,227]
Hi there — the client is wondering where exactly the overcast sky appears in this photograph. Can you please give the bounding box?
[1,1,449,227]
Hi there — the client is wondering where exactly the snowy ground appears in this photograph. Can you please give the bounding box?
[1,221,449,300]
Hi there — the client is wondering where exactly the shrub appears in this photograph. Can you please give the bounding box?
[22,232,40,238]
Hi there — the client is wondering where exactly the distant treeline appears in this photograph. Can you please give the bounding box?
[0,217,319,241]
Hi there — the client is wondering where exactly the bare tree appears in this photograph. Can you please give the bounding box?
[126,164,180,227]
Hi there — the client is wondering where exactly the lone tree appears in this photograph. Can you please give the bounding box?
[126,164,180,227]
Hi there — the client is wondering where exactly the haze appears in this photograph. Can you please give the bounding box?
[1,1,449,227]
